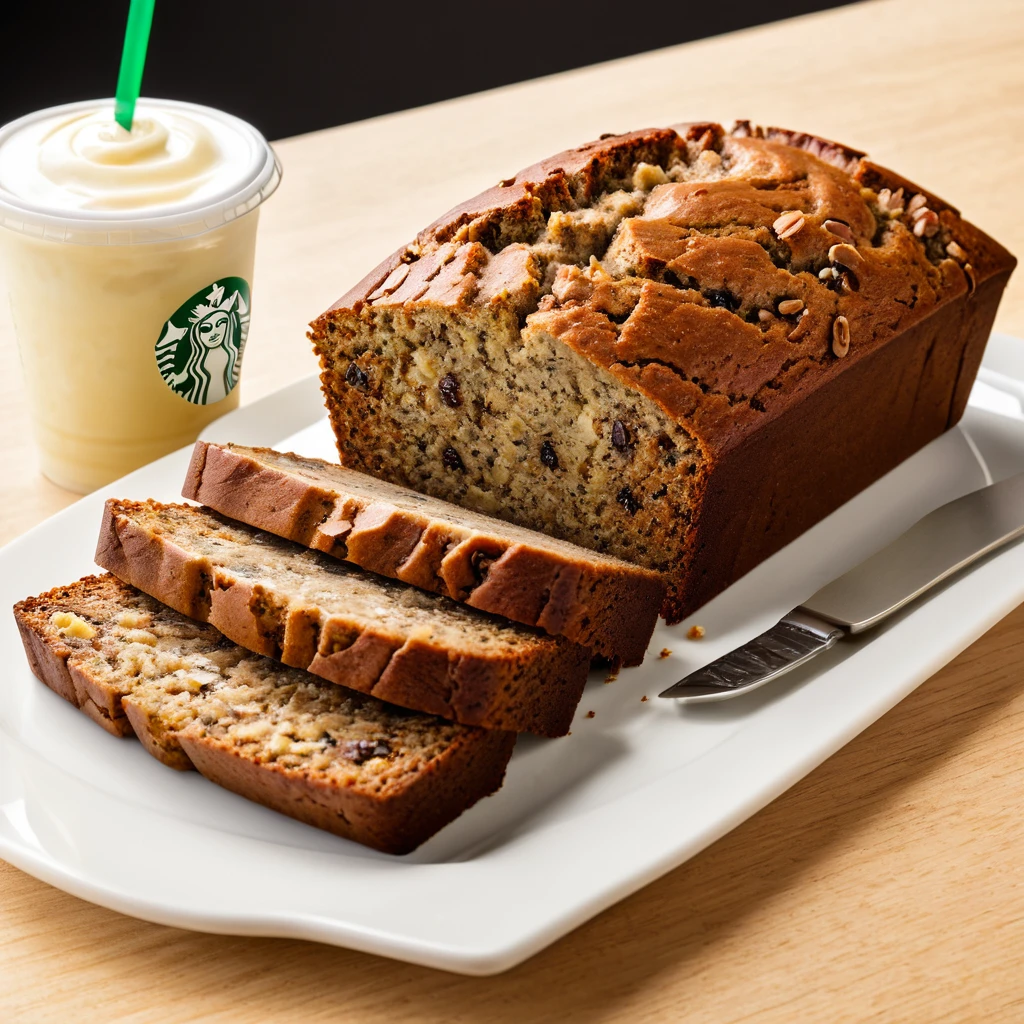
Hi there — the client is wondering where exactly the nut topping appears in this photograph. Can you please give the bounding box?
[876,187,906,215]
[787,310,811,342]
[832,315,851,358]
[906,193,929,215]
[758,308,774,322]
[828,243,863,267]
[823,219,855,242]
[777,298,805,316]
[911,208,940,237]
[552,267,594,305]
[964,263,977,294]
[773,210,805,239]
[946,240,968,262]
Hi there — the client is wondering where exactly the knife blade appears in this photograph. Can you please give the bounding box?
[660,470,1024,703]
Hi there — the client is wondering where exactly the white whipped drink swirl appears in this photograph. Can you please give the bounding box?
[0,99,279,493]
[0,105,255,212]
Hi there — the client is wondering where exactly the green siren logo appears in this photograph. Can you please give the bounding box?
[155,277,250,405]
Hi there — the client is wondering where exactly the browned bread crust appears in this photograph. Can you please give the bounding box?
[95,499,591,736]
[183,441,664,665]
[13,575,516,854]
[309,121,1016,623]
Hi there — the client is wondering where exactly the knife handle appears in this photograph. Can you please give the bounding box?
[801,471,1024,632]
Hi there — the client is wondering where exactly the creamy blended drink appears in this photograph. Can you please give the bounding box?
[0,98,280,492]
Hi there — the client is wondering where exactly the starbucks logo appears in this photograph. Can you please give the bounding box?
[155,277,250,405]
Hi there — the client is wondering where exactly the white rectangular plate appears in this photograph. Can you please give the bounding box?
[2,334,1023,976]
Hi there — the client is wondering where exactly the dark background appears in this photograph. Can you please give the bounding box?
[3,1,860,141]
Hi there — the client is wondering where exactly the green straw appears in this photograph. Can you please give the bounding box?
[113,0,156,131]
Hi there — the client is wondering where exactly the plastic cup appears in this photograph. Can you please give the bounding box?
[0,98,281,493]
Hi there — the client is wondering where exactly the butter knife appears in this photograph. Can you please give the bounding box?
[660,471,1024,703]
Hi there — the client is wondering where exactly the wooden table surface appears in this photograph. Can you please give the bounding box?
[3,0,1024,1018]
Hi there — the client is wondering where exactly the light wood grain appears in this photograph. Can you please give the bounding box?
[2,0,1023,1018]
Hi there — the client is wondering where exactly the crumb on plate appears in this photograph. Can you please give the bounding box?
[659,647,672,659]
[585,710,596,718]
[687,625,706,640]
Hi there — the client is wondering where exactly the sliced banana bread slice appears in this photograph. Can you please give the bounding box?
[183,441,664,666]
[14,575,516,854]
[96,499,590,736]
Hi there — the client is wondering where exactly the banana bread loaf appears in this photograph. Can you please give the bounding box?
[14,575,516,854]
[309,120,1016,623]
[96,499,590,736]
[182,441,664,665]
